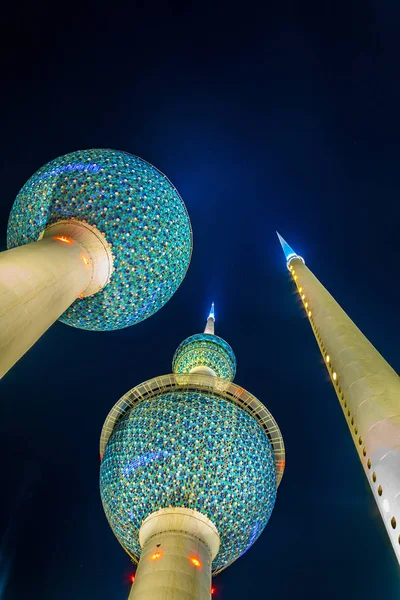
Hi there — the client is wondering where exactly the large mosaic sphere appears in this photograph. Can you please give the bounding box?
[172,333,236,381]
[100,389,276,572]
[7,149,192,330]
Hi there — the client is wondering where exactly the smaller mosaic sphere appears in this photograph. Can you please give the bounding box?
[100,389,276,572]
[7,149,192,331]
[172,333,236,381]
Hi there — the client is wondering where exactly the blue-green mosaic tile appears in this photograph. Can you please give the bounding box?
[172,333,236,381]
[100,390,276,571]
[7,149,192,331]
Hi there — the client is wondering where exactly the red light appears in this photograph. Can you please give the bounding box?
[130,574,136,583]
[211,587,216,595]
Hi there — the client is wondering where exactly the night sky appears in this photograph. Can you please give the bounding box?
[1,1,400,598]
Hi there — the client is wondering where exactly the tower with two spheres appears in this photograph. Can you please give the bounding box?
[100,304,285,599]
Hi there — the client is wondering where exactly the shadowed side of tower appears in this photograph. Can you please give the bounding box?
[277,232,400,563]
[100,304,285,599]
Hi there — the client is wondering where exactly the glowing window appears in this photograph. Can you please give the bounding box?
[301,294,305,300]
[294,275,298,281]
[308,311,312,317]
[326,355,330,363]
[383,498,390,512]
[332,372,337,381]
[189,556,202,568]
[299,287,303,293]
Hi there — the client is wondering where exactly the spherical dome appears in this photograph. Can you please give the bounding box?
[172,333,236,381]
[100,389,276,572]
[7,149,192,330]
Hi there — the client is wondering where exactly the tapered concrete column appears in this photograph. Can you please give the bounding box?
[0,220,112,377]
[129,508,220,600]
[288,255,400,563]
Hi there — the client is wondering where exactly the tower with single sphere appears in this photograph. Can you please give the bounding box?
[100,303,285,599]
[1,149,192,377]
[277,232,400,564]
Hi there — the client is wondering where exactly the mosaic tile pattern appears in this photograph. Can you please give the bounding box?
[7,149,192,330]
[100,390,276,571]
[172,333,237,381]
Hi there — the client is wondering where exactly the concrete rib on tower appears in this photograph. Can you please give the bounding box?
[278,232,400,564]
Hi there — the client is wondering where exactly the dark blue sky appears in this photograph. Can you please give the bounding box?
[1,1,399,598]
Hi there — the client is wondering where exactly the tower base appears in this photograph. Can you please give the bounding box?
[129,508,219,600]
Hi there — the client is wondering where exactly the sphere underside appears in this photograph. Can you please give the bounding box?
[172,334,236,381]
[7,149,192,330]
[100,389,276,572]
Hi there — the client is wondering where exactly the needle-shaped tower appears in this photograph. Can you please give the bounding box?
[100,304,285,599]
[277,232,400,563]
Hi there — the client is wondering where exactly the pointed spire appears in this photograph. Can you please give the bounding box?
[208,302,215,320]
[276,232,304,265]
[204,302,215,335]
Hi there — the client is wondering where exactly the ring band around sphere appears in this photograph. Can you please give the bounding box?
[100,372,285,487]
[7,149,193,331]
[100,373,284,573]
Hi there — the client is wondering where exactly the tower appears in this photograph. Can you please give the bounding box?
[1,149,192,377]
[100,304,285,599]
[277,232,400,563]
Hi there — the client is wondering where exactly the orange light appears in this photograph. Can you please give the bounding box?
[150,551,162,561]
[82,254,90,266]
[54,235,73,244]
[189,556,202,568]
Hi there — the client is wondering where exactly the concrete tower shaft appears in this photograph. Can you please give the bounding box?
[0,221,112,377]
[283,242,400,563]
[129,508,219,600]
